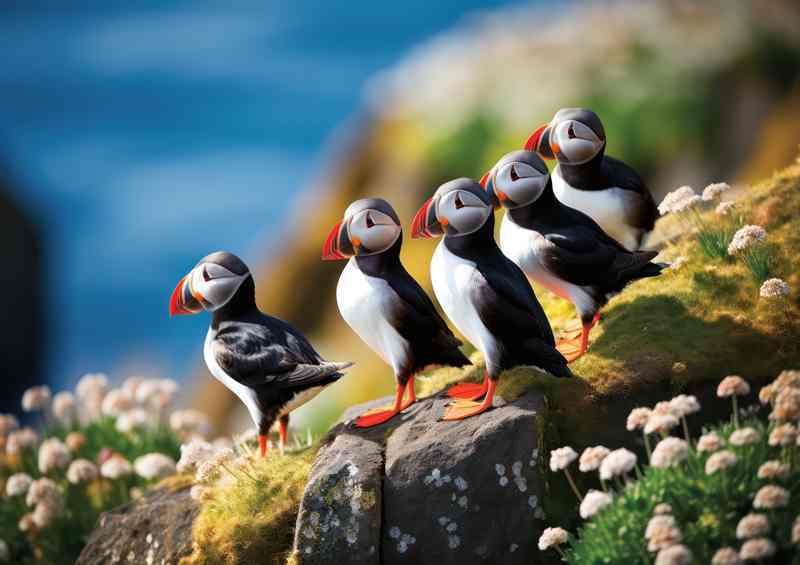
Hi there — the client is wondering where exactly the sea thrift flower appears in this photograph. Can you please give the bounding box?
[736,514,769,539]
[6,428,38,455]
[730,427,760,446]
[651,437,689,469]
[176,438,216,473]
[190,484,213,502]
[51,391,77,424]
[770,387,800,422]
[579,490,612,519]
[121,376,145,399]
[22,386,51,412]
[549,446,577,471]
[0,414,19,436]
[654,503,673,515]
[757,460,790,480]
[655,544,692,565]
[753,485,789,509]
[18,513,35,532]
[645,515,682,552]
[100,456,133,479]
[115,408,149,433]
[715,201,736,216]
[25,477,60,507]
[739,538,775,560]
[627,407,652,431]
[599,448,637,481]
[32,501,60,528]
[711,547,742,565]
[669,395,700,417]
[76,372,109,420]
[645,413,679,435]
[759,385,774,405]
[768,423,796,446]
[705,450,737,475]
[5,473,33,497]
[702,182,730,201]
[65,431,86,452]
[66,459,99,484]
[170,409,211,436]
[134,453,177,480]
[538,527,568,551]
[38,437,71,474]
[727,225,766,256]
[101,389,134,417]
[653,401,676,416]
[759,278,789,299]
[658,186,699,215]
[697,432,724,453]
[579,446,610,472]
[718,375,750,426]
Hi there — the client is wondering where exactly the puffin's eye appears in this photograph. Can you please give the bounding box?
[202,266,211,282]
[366,213,375,228]
[510,164,519,182]
[567,123,576,139]
[455,194,464,210]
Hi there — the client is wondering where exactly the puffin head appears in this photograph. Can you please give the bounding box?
[525,108,605,165]
[322,198,402,260]
[411,178,493,240]
[479,150,550,209]
[169,251,251,316]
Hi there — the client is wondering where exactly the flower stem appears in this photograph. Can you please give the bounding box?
[681,416,691,444]
[643,432,652,461]
[564,469,582,502]
[732,396,739,428]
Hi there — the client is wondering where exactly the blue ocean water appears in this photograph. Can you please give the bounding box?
[0,0,525,389]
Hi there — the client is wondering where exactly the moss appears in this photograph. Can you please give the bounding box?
[156,472,195,493]
[181,450,316,565]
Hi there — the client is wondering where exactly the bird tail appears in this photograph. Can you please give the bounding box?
[614,250,664,283]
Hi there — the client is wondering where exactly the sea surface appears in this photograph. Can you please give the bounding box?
[0,0,526,389]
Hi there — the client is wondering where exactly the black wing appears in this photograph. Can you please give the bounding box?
[213,322,349,389]
[602,156,658,231]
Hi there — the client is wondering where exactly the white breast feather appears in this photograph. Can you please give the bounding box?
[336,259,410,376]
[551,170,640,251]
[204,330,262,427]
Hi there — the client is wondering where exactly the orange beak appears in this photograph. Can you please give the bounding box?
[410,196,443,239]
[524,123,554,159]
[169,275,202,317]
[322,220,346,261]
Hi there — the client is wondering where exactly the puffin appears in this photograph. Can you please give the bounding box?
[322,198,471,427]
[481,150,664,362]
[525,108,657,251]
[410,178,572,420]
[169,251,352,456]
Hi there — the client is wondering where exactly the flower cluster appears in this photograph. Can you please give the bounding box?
[727,225,767,256]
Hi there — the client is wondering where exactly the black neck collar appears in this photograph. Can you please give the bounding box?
[212,275,258,324]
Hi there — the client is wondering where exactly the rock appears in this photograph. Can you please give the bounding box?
[292,390,547,564]
[76,486,198,565]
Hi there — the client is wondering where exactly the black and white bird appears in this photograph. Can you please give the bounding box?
[481,150,664,362]
[410,178,571,420]
[524,108,657,251]
[322,198,471,427]
[169,251,351,456]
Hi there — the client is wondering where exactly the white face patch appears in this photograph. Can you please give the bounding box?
[493,162,549,208]
[346,209,401,256]
[551,120,604,165]
[436,190,491,236]
[189,262,248,311]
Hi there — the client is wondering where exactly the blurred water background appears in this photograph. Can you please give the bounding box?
[2,0,799,433]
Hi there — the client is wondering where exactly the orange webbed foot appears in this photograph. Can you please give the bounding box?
[442,400,491,420]
[355,409,401,428]
[446,380,488,401]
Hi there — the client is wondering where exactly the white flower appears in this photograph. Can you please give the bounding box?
[736,514,769,539]
[653,401,676,415]
[115,408,149,433]
[134,453,177,480]
[646,515,682,552]
[549,446,578,471]
[653,503,673,515]
[18,513,35,532]
[717,375,750,397]
[645,413,679,435]
[727,225,766,255]
[5,473,33,497]
[22,386,51,412]
[65,432,86,452]
[753,485,789,509]
[66,459,99,484]
[76,373,109,401]
[0,414,20,436]
[658,186,698,215]
[770,387,800,421]
[711,547,742,565]
[729,427,760,446]
[651,437,689,469]
[757,460,790,480]
[136,379,178,410]
[579,490,612,519]
[121,376,145,399]
[170,410,211,436]
[538,526,568,550]
[760,278,789,299]
[190,484,212,502]
[177,438,216,473]
[702,182,730,201]
[705,450,737,475]
[100,456,133,479]
[6,428,38,455]
[32,501,60,528]
[715,201,736,216]
[739,538,775,560]
[101,389,134,417]
[599,448,636,480]
[579,446,610,472]
[669,395,700,417]
[768,423,796,446]
[697,432,724,453]
[51,392,77,424]
[626,407,652,431]
[655,544,692,565]
[25,477,60,507]
[37,438,71,474]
